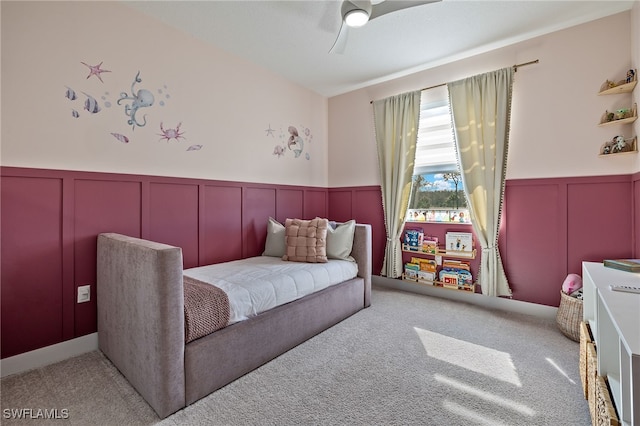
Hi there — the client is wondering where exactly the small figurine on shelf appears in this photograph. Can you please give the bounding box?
[601,110,615,123]
[602,135,633,155]
[627,69,636,84]
[616,108,630,120]
[612,135,627,153]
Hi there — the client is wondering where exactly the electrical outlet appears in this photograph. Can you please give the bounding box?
[77,285,91,303]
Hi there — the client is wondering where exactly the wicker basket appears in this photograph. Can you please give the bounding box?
[580,321,594,400]
[596,375,620,426]
[587,343,598,426]
[556,290,583,342]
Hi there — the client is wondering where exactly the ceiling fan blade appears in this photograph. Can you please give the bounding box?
[329,21,350,54]
[370,0,440,20]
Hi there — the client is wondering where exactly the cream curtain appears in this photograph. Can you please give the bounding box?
[373,91,421,278]
[447,68,513,297]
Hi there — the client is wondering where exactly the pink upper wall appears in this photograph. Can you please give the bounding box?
[0,1,329,187]
[328,11,638,187]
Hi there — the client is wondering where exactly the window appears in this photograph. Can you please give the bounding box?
[407,87,469,224]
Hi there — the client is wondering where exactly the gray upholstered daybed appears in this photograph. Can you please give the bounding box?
[96,222,371,419]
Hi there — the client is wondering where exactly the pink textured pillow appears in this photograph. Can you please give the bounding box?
[282,217,328,263]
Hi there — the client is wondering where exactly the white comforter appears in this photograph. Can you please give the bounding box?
[183,256,359,324]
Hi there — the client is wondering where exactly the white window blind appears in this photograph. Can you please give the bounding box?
[414,86,458,175]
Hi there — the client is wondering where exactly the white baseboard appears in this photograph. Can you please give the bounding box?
[1,333,98,378]
[373,276,558,320]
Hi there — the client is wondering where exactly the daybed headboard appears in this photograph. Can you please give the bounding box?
[97,233,186,418]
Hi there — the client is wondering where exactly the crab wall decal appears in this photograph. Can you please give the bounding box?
[158,122,185,143]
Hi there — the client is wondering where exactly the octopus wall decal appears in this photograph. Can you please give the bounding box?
[117,71,154,130]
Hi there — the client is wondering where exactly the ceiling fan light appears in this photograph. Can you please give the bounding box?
[344,9,369,27]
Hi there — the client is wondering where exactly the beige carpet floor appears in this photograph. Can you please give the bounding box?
[1,286,589,425]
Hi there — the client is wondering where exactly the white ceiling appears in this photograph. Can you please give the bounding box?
[125,0,635,97]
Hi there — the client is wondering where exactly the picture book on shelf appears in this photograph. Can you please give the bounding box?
[445,232,473,256]
[603,259,640,273]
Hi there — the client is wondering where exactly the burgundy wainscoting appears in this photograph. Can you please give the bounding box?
[503,175,634,306]
[276,188,304,224]
[329,186,386,275]
[148,182,200,269]
[1,177,65,358]
[243,187,277,258]
[202,185,243,265]
[0,167,329,359]
[2,166,635,358]
[502,181,566,306]
[74,179,142,337]
[304,189,329,220]
[566,178,633,272]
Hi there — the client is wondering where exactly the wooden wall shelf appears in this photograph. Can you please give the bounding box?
[598,80,637,95]
[401,245,476,260]
[598,115,637,127]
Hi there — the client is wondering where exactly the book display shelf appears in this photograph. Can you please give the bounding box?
[401,229,476,292]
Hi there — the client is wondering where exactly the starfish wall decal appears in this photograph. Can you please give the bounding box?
[265,124,275,137]
[81,61,111,83]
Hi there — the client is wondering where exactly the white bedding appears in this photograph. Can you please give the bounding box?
[183,256,359,324]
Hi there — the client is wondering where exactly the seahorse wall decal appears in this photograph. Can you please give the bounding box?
[117,71,154,130]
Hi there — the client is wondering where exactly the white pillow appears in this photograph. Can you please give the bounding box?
[326,220,356,261]
[262,217,286,257]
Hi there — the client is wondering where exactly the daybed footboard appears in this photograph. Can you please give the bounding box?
[185,277,364,404]
[352,223,372,307]
[97,233,186,419]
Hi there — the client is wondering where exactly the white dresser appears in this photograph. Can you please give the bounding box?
[582,261,640,426]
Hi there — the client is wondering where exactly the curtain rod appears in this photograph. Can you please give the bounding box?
[369,59,539,104]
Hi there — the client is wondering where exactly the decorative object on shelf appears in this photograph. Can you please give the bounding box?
[439,259,473,290]
[599,136,637,156]
[406,208,470,223]
[627,68,636,84]
[445,231,473,257]
[603,258,640,273]
[615,108,630,120]
[403,229,424,250]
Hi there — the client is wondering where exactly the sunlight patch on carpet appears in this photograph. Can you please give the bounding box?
[545,357,576,384]
[435,374,535,416]
[442,400,512,426]
[414,327,522,386]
